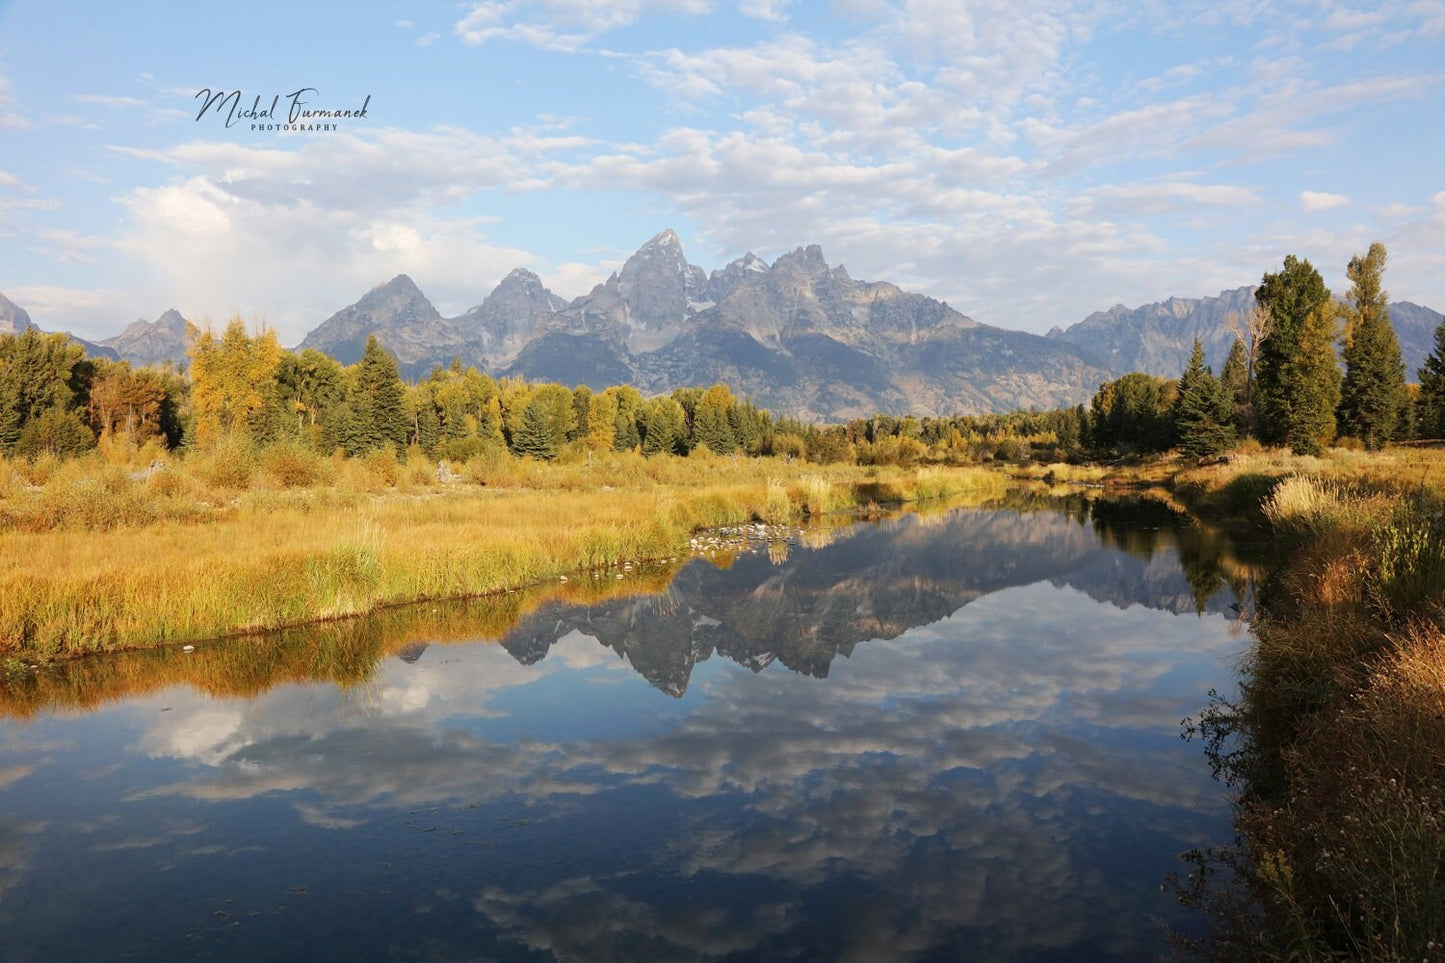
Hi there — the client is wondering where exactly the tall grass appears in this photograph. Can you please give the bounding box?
[1173,445,1445,961]
[0,451,1010,659]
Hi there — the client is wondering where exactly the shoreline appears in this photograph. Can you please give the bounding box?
[0,456,1007,663]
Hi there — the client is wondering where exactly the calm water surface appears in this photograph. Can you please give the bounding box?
[0,497,1258,961]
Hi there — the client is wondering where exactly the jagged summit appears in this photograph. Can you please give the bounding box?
[287,229,1118,418]
[98,308,192,366]
[299,272,475,375]
[0,292,36,336]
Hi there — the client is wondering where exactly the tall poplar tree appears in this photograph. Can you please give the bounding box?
[1337,242,1406,449]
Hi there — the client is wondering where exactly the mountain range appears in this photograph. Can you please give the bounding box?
[3,232,1441,420]
[1048,286,1443,380]
[297,230,1114,420]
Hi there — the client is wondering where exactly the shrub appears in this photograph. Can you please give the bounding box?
[1369,493,1445,620]
[193,436,258,490]
[262,442,322,488]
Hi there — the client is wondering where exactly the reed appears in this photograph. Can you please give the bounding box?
[1171,444,1445,961]
[0,452,1010,660]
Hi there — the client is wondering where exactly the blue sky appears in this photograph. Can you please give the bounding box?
[0,0,1441,345]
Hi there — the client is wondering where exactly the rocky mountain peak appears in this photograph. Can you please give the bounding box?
[154,308,188,333]
[773,244,830,275]
[97,308,194,367]
[361,274,428,306]
[0,292,36,336]
[298,273,474,374]
[452,267,567,362]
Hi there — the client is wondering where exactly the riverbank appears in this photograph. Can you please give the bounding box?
[1163,446,1445,960]
[0,450,1006,661]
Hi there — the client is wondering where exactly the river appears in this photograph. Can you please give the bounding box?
[0,494,1259,961]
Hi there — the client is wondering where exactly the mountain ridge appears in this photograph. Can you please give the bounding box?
[4,233,1442,419]
[293,229,1116,419]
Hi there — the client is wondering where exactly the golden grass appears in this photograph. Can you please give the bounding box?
[0,450,1010,660]
[0,568,681,720]
[1172,444,1445,960]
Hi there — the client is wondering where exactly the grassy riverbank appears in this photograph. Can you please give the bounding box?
[0,448,1006,660]
[1165,446,1445,960]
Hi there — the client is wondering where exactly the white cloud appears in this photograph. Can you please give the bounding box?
[1300,190,1350,212]
[737,0,791,20]
[454,0,711,51]
[1086,180,1260,215]
[71,94,147,108]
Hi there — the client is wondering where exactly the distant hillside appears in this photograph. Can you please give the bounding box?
[1049,286,1443,380]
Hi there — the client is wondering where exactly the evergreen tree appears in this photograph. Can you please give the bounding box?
[638,397,687,456]
[345,335,409,455]
[1088,372,1173,455]
[0,329,90,453]
[1281,302,1342,455]
[511,395,561,459]
[1337,242,1405,449]
[612,408,641,451]
[1418,316,1445,439]
[1254,255,1332,445]
[1220,337,1252,436]
[694,384,738,454]
[1173,339,1237,458]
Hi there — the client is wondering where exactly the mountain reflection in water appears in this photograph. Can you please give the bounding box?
[0,495,1260,962]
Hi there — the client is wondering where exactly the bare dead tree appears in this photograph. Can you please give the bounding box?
[1226,303,1273,406]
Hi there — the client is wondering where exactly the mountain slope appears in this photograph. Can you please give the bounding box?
[298,275,480,377]
[0,292,37,336]
[476,233,1114,420]
[1050,286,1443,380]
[100,309,192,366]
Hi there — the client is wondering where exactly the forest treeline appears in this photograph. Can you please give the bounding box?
[3,242,1443,468]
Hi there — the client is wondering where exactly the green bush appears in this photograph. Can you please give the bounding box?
[1370,493,1445,620]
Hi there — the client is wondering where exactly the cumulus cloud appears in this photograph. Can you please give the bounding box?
[1301,190,1350,212]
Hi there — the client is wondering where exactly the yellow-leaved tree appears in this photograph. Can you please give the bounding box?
[188,317,282,446]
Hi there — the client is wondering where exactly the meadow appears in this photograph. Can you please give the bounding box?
[0,443,1005,661]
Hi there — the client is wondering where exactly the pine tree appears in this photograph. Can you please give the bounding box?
[511,396,560,459]
[1254,255,1332,446]
[1418,316,1445,439]
[1337,242,1405,449]
[1220,337,1252,437]
[693,404,733,453]
[1281,302,1342,455]
[345,335,408,455]
[638,397,686,456]
[1173,339,1237,458]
